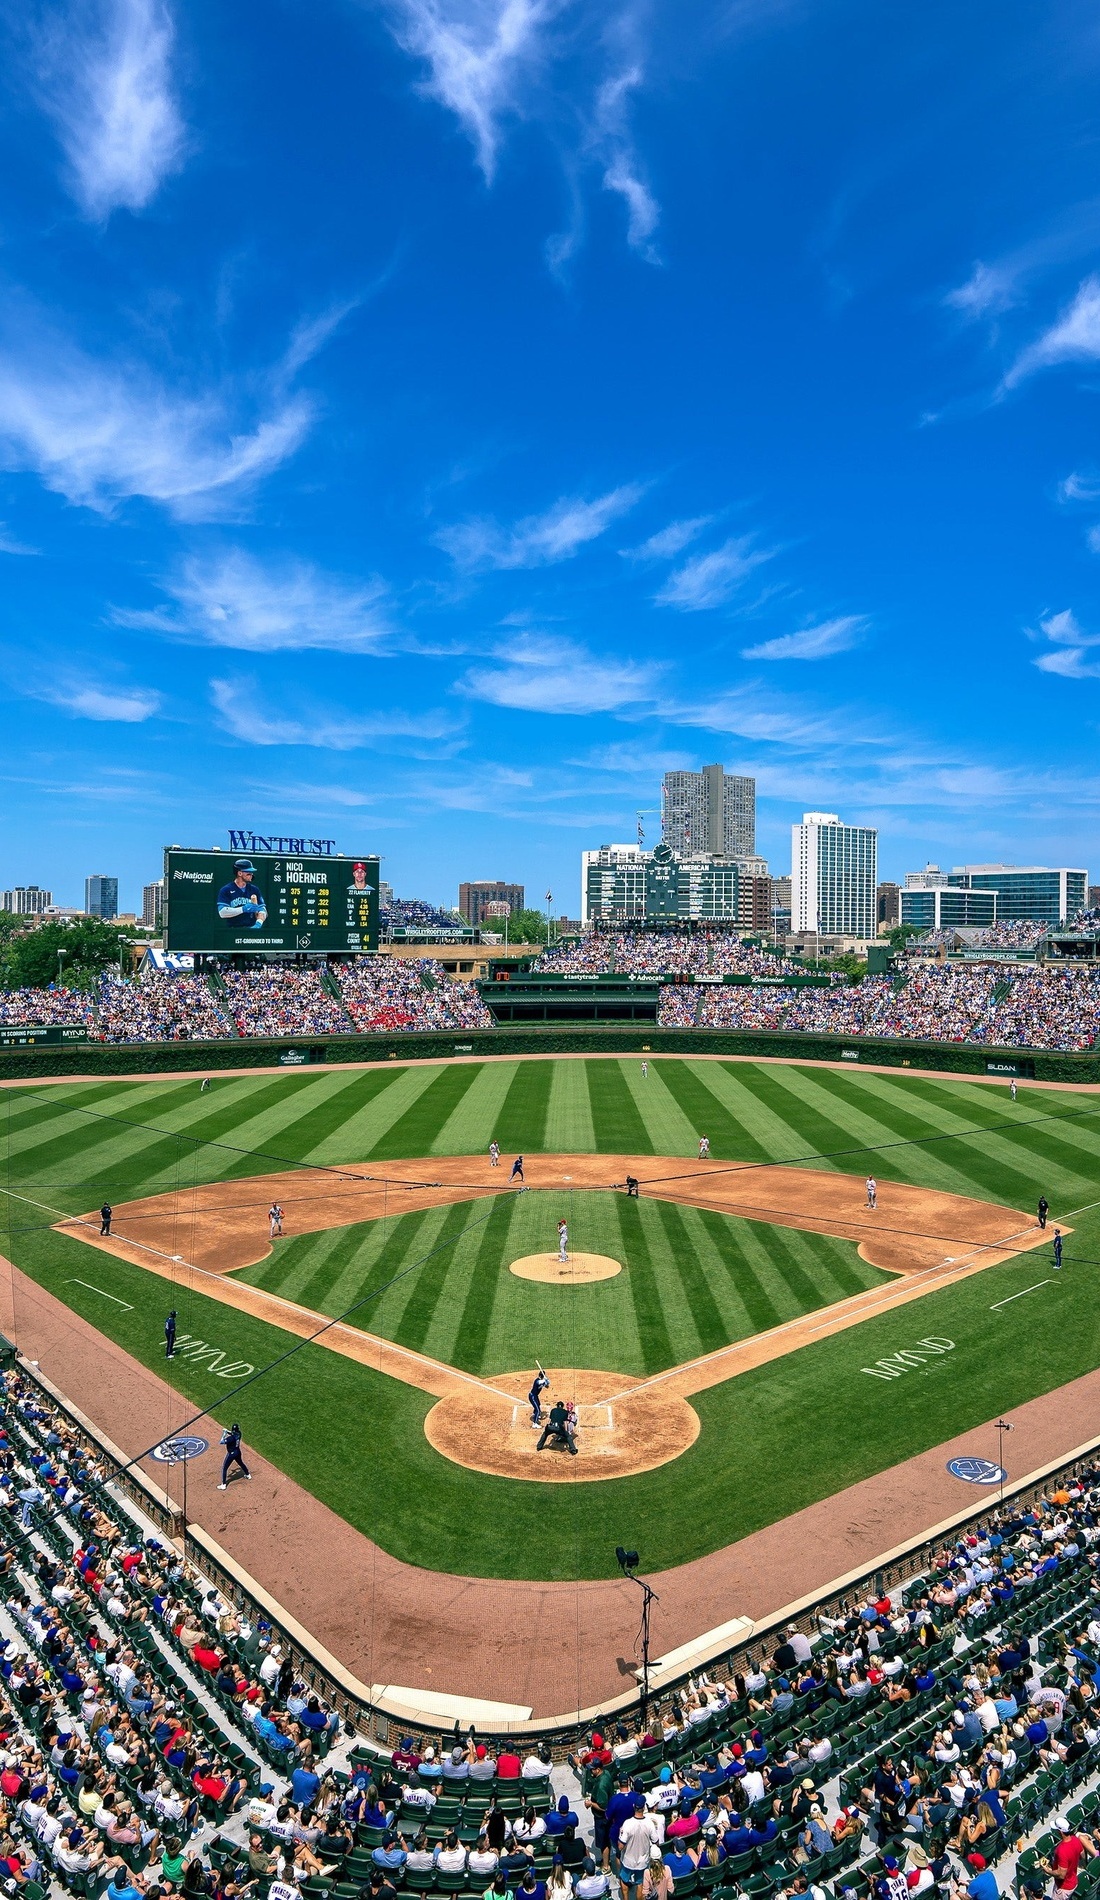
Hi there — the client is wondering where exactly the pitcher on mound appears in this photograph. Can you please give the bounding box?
[558,1218,568,1262]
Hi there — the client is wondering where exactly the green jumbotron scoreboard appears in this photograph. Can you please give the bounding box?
[164,847,380,955]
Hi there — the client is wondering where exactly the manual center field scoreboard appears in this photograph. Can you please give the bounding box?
[165,846,380,954]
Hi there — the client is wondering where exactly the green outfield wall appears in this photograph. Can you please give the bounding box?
[0,1024,1096,1081]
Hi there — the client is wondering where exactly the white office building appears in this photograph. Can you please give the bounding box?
[791,812,877,941]
[662,765,755,858]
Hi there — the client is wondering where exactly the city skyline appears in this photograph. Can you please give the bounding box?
[3,3,1100,902]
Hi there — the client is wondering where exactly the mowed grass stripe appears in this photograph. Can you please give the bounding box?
[764,1067,991,1199]
[4,1074,321,1205]
[429,1197,518,1371]
[428,1062,519,1157]
[2,1077,231,1186]
[585,1061,654,1154]
[795,1224,877,1299]
[623,1064,698,1156]
[395,1199,499,1357]
[367,1065,484,1161]
[650,1199,727,1356]
[723,1064,856,1169]
[695,1207,783,1333]
[755,1221,838,1316]
[886,1076,1100,1202]
[306,1064,437,1164]
[813,1068,1055,1207]
[613,1196,675,1373]
[287,1069,414,1166]
[687,1063,819,1164]
[655,1062,774,1163]
[491,1060,553,1155]
[545,1061,595,1153]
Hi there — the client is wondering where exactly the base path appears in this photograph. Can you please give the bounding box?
[3,1251,1099,1719]
[63,1151,1050,1280]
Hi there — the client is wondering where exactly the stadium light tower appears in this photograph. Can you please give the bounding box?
[616,1546,660,1729]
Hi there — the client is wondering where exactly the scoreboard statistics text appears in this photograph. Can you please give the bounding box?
[164,847,380,955]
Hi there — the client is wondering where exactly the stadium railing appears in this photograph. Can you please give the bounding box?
[16,1354,1100,1752]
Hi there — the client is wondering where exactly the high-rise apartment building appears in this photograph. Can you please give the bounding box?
[0,886,51,915]
[662,765,755,858]
[458,880,525,926]
[142,880,166,929]
[876,881,900,927]
[791,813,877,940]
[85,874,118,920]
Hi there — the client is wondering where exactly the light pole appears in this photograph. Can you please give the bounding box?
[545,889,553,949]
[616,1546,660,1731]
[995,1419,1013,1511]
[57,949,66,989]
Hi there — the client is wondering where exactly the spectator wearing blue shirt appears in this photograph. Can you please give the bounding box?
[967,1859,998,1900]
[546,1795,581,1836]
[663,1847,698,1879]
[291,1766,320,1807]
[373,1836,407,1872]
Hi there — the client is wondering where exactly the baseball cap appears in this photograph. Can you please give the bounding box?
[1056,1817,1072,1832]
[968,1856,987,1870]
[883,1858,899,1872]
[233,859,257,874]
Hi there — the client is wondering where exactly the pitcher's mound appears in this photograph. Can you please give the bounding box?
[424,1369,698,1483]
[510,1252,622,1284]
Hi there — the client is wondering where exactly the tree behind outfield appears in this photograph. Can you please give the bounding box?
[0,919,132,991]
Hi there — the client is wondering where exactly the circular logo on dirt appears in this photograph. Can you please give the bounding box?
[151,1435,209,1464]
[947,1456,1006,1486]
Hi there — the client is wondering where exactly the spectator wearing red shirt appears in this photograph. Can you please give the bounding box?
[1045,1819,1093,1893]
[497,1744,521,1779]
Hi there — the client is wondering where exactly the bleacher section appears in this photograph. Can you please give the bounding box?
[0,1358,1098,1900]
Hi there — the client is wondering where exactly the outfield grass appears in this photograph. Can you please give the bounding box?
[3,1058,1100,1580]
[237,1189,888,1376]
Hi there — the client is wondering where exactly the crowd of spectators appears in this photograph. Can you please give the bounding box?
[382,899,461,933]
[664,963,1100,1051]
[968,922,1051,952]
[221,969,354,1039]
[97,976,233,1044]
[335,961,493,1033]
[536,932,798,979]
[0,987,95,1028]
[0,1367,364,1900]
[2,1332,1100,1900]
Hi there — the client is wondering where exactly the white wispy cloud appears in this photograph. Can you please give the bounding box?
[16,671,161,721]
[117,549,392,652]
[655,535,775,611]
[0,322,312,518]
[211,677,462,750]
[436,482,644,569]
[36,0,185,219]
[944,261,1018,319]
[741,615,868,662]
[381,0,560,181]
[591,56,658,260]
[1086,525,1100,554]
[1003,276,1100,389]
[457,630,661,713]
[1058,470,1100,502]
[622,515,713,560]
[0,525,39,555]
[1030,607,1100,680]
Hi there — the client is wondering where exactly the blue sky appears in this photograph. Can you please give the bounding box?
[4,0,1100,912]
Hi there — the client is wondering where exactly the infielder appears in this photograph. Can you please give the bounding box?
[489,1141,500,1168]
[865,1176,877,1210]
[269,1202,284,1238]
[698,1136,710,1159]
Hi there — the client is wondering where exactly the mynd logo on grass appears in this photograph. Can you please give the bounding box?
[861,1336,955,1379]
[170,1333,254,1379]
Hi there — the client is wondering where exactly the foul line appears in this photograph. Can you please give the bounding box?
[65,1279,133,1311]
[991,1280,1053,1309]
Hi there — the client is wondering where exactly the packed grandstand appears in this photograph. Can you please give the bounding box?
[0,1359,1099,1900]
[4,930,1100,1051]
